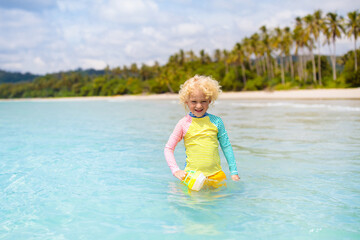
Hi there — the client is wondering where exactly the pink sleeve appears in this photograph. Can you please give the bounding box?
[164,117,190,175]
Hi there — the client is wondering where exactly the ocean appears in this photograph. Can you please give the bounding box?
[1,98,359,239]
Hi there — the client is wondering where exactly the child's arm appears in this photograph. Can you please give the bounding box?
[164,119,186,178]
[215,117,240,179]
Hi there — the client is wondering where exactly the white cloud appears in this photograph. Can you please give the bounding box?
[80,58,107,70]
[97,0,159,23]
[0,9,48,50]
[287,0,359,14]
[34,57,45,67]
[142,27,166,41]
[234,17,258,33]
[1,62,23,71]
[172,23,204,36]
[57,0,87,12]
[0,0,358,74]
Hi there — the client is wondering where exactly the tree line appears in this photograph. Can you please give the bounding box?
[0,70,38,84]
[0,9,359,98]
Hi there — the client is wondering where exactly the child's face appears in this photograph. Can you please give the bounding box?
[186,89,211,117]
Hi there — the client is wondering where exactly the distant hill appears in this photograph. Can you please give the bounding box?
[0,68,107,84]
[0,70,39,84]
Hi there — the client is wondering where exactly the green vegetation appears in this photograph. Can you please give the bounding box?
[0,70,38,84]
[1,9,360,98]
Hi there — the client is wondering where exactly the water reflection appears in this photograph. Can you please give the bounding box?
[166,180,244,235]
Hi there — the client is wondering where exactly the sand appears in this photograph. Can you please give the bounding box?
[218,88,360,100]
[1,88,360,101]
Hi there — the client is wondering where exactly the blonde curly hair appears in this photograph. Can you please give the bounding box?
[179,75,222,108]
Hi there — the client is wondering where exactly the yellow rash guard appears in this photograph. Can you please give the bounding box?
[164,112,238,177]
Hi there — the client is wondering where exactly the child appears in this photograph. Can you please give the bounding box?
[164,75,240,186]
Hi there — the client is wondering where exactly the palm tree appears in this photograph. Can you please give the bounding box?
[158,67,174,93]
[346,10,360,71]
[199,49,211,64]
[283,27,295,80]
[324,12,345,80]
[179,49,185,66]
[231,43,247,86]
[186,50,197,62]
[250,33,262,76]
[303,14,318,84]
[258,37,267,76]
[168,53,179,66]
[200,49,206,64]
[223,50,230,74]
[274,27,286,84]
[293,17,307,82]
[242,37,253,72]
[260,26,274,79]
[314,10,325,85]
[214,49,222,63]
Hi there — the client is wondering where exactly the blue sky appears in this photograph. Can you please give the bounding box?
[0,0,358,74]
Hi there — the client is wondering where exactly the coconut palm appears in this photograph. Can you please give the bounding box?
[242,37,253,72]
[223,50,230,74]
[158,67,174,93]
[260,26,274,79]
[199,49,206,64]
[179,49,185,65]
[250,33,262,76]
[283,27,295,80]
[230,43,247,86]
[346,10,360,71]
[186,50,197,62]
[258,37,267,76]
[274,27,286,84]
[214,49,222,63]
[313,10,325,85]
[293,17,307,81]
[324,12,345,80]
[303,14,318,84]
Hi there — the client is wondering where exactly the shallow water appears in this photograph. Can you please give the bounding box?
[0,99,359,239]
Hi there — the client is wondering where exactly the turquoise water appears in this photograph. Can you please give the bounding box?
[1,98,360,239]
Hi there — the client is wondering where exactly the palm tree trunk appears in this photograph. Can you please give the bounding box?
[248,58,254,72]
[296,53,302,82]
[354,38,358,71]
[234,63,239,81]
[310,49,317,84]
[317,40,322,85]
[255,57,260,76]
[269,55,275,79]
[262,57,266,76]
[241,63,247,86]
[274,57,279,75]
[166,82,174,93]
[303,53,308,81]
[265,54,271,79]
[224,60,229,74]
[280,54,285,84]
[289,55,294,80]
[331,41,337,80]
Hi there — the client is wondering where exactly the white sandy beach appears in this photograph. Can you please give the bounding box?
[219,88,360,100]
[1,88,360,101]
[115,88,360,100]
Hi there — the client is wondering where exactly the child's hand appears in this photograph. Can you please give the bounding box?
[231,174,240,181]
[174,170,187,181]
